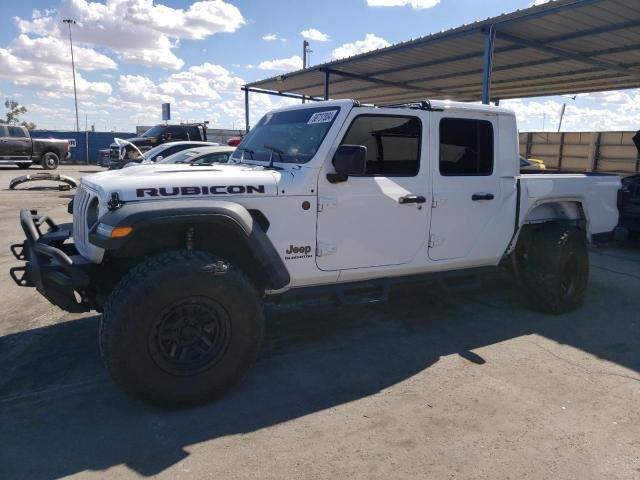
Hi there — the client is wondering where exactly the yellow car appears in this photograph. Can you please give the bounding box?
[520,156,546,172]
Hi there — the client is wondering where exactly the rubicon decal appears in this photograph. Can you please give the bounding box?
[136,185,266,197]
[285,244,313,260]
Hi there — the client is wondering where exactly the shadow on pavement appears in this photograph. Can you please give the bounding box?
[0,271,638,479]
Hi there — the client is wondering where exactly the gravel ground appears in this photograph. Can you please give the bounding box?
[1,165,639,480]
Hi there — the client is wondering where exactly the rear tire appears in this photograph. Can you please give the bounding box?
[99,250,265,407]
[514,224,589,314]
[41,152,59,170]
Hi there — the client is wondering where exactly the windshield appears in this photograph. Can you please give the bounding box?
[230,106,341,165]
[142,126,166,138]
[142,143,171,160]
[157,149,202,164]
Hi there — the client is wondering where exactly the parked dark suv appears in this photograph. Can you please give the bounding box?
[108,123,208,169]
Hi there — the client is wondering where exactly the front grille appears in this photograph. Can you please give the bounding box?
[73,184,92,259]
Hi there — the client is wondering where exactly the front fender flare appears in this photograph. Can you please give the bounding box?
[89,199,290,290]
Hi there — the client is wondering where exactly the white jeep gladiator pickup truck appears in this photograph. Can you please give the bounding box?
[10,99,620,406]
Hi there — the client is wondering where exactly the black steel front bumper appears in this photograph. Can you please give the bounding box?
[10,209,94,313]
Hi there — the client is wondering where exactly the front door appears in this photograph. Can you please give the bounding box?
[316,111,430,271]
[7,126,30,158]
[428,113,502,261]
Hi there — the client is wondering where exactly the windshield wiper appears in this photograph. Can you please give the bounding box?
[263,144,285,169]
[236,146,254,164]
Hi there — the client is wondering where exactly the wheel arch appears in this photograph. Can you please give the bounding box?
[522,199,587,228]
[506,199,588,257]
[91,200,290,292]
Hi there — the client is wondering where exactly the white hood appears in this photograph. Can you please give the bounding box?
[81,163,281,202]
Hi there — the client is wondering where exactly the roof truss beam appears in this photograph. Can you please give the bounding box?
[320,67,463,97]
[495,30,640,81]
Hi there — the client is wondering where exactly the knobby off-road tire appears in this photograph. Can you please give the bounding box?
[515,224,589,315]
[99,250,265,407]
[41,152,59,170]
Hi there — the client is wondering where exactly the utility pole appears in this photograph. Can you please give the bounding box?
[557,95,576,132]
[557,104,567,132]
[63,18,80,132]
[302,40,311,103]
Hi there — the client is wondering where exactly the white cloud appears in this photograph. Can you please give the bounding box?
[159,62,244,99]
[10,34,116,70]
[502,90,640,132]
[366,0,440,9]
[258,55,303,71]
[262,33,278,41]
[117,75,173,104]
[332,33,390,59]
[301,28,329,42]
[0,47,112,96]
[15,0,245,70]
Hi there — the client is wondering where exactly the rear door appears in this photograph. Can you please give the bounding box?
[0,126,11,158]
[428,113,502,261]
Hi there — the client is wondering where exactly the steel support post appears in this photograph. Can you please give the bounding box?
[481,25,496,105]
[244,88,250,133]
[324,70,330,100]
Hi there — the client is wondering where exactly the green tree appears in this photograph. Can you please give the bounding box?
[3,99,36,130]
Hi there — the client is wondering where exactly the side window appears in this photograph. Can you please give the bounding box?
[439,118,493,176]
[8,126,27,138]
[166,126,185,139]
[186,127,200,140]
[340,115,421,176]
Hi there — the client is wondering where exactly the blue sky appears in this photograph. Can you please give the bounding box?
[0,0,638,132]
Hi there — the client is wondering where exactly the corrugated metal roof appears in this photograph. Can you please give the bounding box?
[246,0,640,104]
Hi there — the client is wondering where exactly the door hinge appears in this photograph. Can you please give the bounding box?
[317,196,337,212]
[428,235,445,248]
[316,241,337,257]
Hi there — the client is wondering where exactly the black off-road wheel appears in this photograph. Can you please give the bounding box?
[99,251,264,407]
[514,224,589,314]
[41,152,59,170]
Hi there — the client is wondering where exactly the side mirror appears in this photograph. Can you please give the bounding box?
[155,155,163,162]
[328,145,367,183]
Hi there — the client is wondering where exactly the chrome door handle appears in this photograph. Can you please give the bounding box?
[471,193,495,201]
[398,194,426,204]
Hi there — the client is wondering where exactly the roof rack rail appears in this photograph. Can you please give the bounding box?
[380,100,444,112]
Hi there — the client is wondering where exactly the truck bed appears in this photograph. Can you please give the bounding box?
[518,172,620,237]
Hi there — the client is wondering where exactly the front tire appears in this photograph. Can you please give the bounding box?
[41,152,59,170]
[514,224,589,314]
[99,251,265,407]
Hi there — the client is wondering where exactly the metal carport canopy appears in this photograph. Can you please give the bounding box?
[243,0,640,119]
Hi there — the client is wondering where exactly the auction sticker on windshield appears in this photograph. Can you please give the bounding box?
[308,110,338,124]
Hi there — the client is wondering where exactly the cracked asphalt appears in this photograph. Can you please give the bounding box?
[1,165,639,479]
